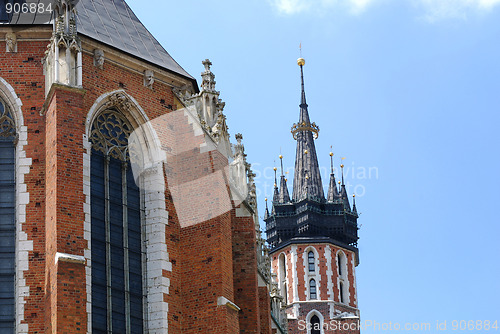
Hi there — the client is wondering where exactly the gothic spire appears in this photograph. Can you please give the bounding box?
[291,58,324,201]
[340,163,351,211]
[278,155,291,203]
[352,194,358,215]
[327,152,340,202]
[273,166,280,203]
[264,198,270,219]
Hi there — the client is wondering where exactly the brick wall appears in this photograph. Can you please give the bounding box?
[271,242,360,334]
[1,30,272,333]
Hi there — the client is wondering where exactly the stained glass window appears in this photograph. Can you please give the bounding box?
[90,110,144,334]
[0,99,16,334]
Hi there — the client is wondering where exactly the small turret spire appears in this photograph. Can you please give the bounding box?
[264,197,270,219]
[327,151,340,202]
[278,155,291,203]
[273,166,279,203]
[330,147,334,173]
[340,159,351,211]
[341,157,345,185]
[352,194,358,215]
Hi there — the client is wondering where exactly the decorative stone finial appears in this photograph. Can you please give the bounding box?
[144,70,154,89]
[202,59,212,72]
[5,33,17,53]
[201,59,216,92]
[94,49,104,69]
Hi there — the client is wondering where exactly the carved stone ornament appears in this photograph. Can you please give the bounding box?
[89,109,133,161]
[5,33,17,53]
[94,49,104,69]
[144,70,154,89]
[229,133,248,198]
[104,92,133,112]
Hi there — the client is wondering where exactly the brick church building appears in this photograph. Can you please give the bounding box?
[0,0,277,333]
[1,1,361,334]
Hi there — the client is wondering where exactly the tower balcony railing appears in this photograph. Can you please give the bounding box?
[272,207,349,217]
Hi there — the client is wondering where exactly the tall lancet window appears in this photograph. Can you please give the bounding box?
[90,109,144,334]
[308,251,315,272]
[310,314,321,334]
[0,99,16,333]
[309,279,317,300]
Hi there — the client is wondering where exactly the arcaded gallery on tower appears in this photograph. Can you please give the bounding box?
[0,1,361,333]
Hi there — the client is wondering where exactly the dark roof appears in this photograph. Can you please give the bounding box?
[0,0,194,81]
[292,65,324,201]
[76,0,194,80]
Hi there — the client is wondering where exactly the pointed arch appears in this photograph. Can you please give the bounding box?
[0,76,32,334]
[305,309,324,334]
[83,90,170,334]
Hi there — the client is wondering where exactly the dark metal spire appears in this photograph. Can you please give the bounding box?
[272,166,279,203]
[278,155,291,203]
[327,152,340,202]
[352,194,358,215]
[291,58,324,201]
[264,198,270,219]
[340,163,351,211]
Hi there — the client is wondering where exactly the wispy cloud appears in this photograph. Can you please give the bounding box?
[271,0,375,15]
[417,0,500,21]
[270,0,500,20]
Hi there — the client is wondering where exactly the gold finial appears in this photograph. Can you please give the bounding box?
[340,164,344,168]
[285,178,288,182]
[304,149,308,154]
[305,175,309,179]
[265,197,268,202]
[353,194,355,198]
[338,181,341,185]
[297,58,305,66]
[329,152,333,157]
[273,167,277,171]
[279,155,283,159]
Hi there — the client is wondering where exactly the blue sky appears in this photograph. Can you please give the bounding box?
[127,0,500,332]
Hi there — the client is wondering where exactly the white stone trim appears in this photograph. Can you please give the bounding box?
[303,246,321,301]
[277,252,288,304]
[290,245,299,303]
[335,250,350,305]
[83,91,170,333]
[55,252,86,264]
[0,76,32,334]
[325,245,334,302]
[305,309,325,334]
[217,296,241,311]
[351,254,358,307]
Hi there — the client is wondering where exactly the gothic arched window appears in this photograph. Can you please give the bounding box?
[0,98,16,332]
[308,251,315,272]
[309,279,317,300]
[310,314,321,334]
[339,281,345,304]
[338,253,344,276]
[90,109,144,334]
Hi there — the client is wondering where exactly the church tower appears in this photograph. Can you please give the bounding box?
[266,58,361,333]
